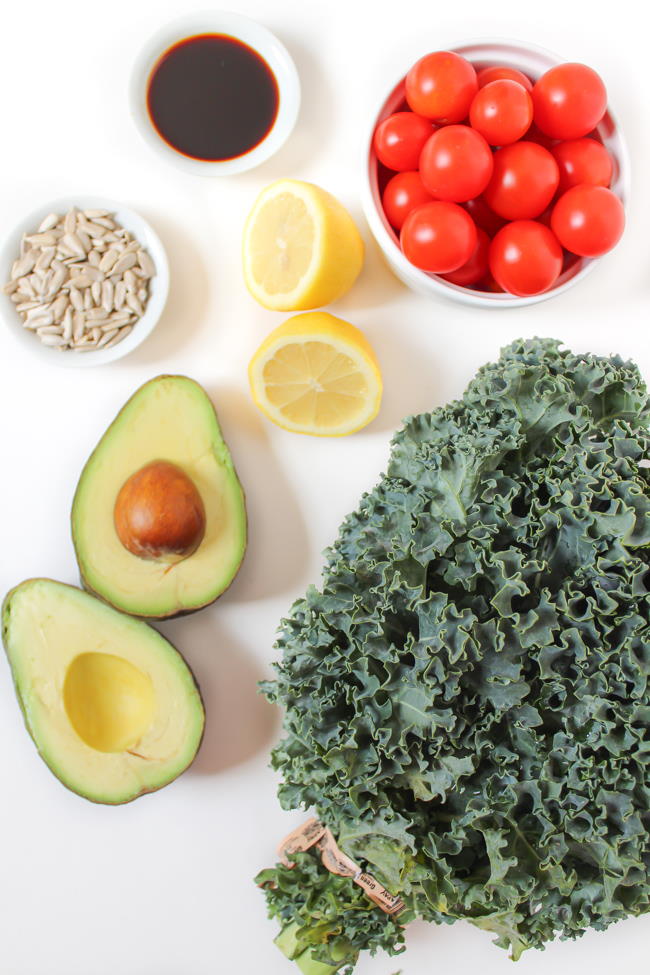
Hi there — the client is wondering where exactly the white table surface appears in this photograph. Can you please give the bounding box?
[1,1,648,973]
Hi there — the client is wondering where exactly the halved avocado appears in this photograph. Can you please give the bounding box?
[71,375,246,618]
[2,579,205,804]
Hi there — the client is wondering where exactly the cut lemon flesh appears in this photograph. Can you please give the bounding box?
[249,312,382,436]
[243,180,364,311]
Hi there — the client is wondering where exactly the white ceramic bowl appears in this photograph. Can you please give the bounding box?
[0,196,169,368]
[361,40,630,308]
[130,11,301,176]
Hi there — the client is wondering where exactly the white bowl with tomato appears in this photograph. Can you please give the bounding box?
[361,40,629,307]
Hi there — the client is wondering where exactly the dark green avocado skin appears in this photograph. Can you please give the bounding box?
[2,578,205,805]
[70,374,247,621]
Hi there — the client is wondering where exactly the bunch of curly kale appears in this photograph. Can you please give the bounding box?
[258,338,650,973]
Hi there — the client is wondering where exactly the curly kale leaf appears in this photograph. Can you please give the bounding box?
[256,851,407,974]
[263,338,650,966]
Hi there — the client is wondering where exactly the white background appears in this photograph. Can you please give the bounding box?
[0,1,648,973]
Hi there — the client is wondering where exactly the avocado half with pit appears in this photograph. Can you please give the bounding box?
[2,579,205,804]
[72,375,246,619]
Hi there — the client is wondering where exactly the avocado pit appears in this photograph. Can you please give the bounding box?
[114,460,206,563]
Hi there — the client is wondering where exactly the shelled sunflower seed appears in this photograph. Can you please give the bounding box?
[3,207,156,353]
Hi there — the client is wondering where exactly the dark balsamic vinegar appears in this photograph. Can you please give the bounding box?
[147,34,279,162]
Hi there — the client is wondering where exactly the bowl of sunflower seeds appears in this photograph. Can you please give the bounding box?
[0,196,169,367]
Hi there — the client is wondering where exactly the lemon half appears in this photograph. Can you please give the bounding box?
[249,312,382,436]
[242,180,365,311]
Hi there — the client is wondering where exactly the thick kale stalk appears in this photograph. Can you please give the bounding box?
[261,338,650,968]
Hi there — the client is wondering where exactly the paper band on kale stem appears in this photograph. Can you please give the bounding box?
[277,817,326,867]
[316,827,361,878]
[277,819,405,917]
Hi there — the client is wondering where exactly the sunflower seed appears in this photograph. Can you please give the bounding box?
[18,278,36,297]
[37,325,63,336]
[105,324,133,348]
[11,252,37,279]
[69,273,94,289]
[113,280,126,310]
[137,249,156,277]
[64,208,78,234]
[69,287,84,311]
[91,281,102,305]
[101,280,113,312]
[38,213,60,232]
[73,311,86,342]
[99,248,119,273]
[25,231,58,247]
[80,220,108,238]
[37,270,52,295]
[63,232,87,258]
[91,216,116,230]
[77,229,92,253]
[35,247,56,271]
[51,293,68,321]
[125,292,143,316]
[29,311,54,327]
[97,328,119,348]
[86,307,108,321]
[108,310,132,326]
[3,279,20,295]
[40,333,67,347]
[62,307,73,342]
[87,249,101,267]
[112,252,137,276]
[48,266,67,296]
[83,288,92,311]
[123,269,137,292]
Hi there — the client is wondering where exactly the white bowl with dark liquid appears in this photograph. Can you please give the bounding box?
[130,11,301,176]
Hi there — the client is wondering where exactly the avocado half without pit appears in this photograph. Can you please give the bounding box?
[2,579,205,804]
[72,376,246,618]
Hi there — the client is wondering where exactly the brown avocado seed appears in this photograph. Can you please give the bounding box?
[114,460,206,563]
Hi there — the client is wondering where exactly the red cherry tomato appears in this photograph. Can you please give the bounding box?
[532,63,607,140]
[551,185,624,257]
[464,196,506,236]
[480,271,506,293]
[551,138,613,193]
[477,65,533,92]
[405,51,478,122]
[373,112,435,172]
[484,142,559,220]
[440,228,490,286]
[401,202,477,273]
[419,125,493,202]
[469,79,533,146]
[489,220,563,296]
[382,171,433,230]
[525,122,558,152]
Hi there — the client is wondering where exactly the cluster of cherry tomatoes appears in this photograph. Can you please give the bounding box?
[374,51,625,297]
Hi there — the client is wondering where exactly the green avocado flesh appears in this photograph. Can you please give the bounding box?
[71,375,247,619]
[2,579,205,804]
